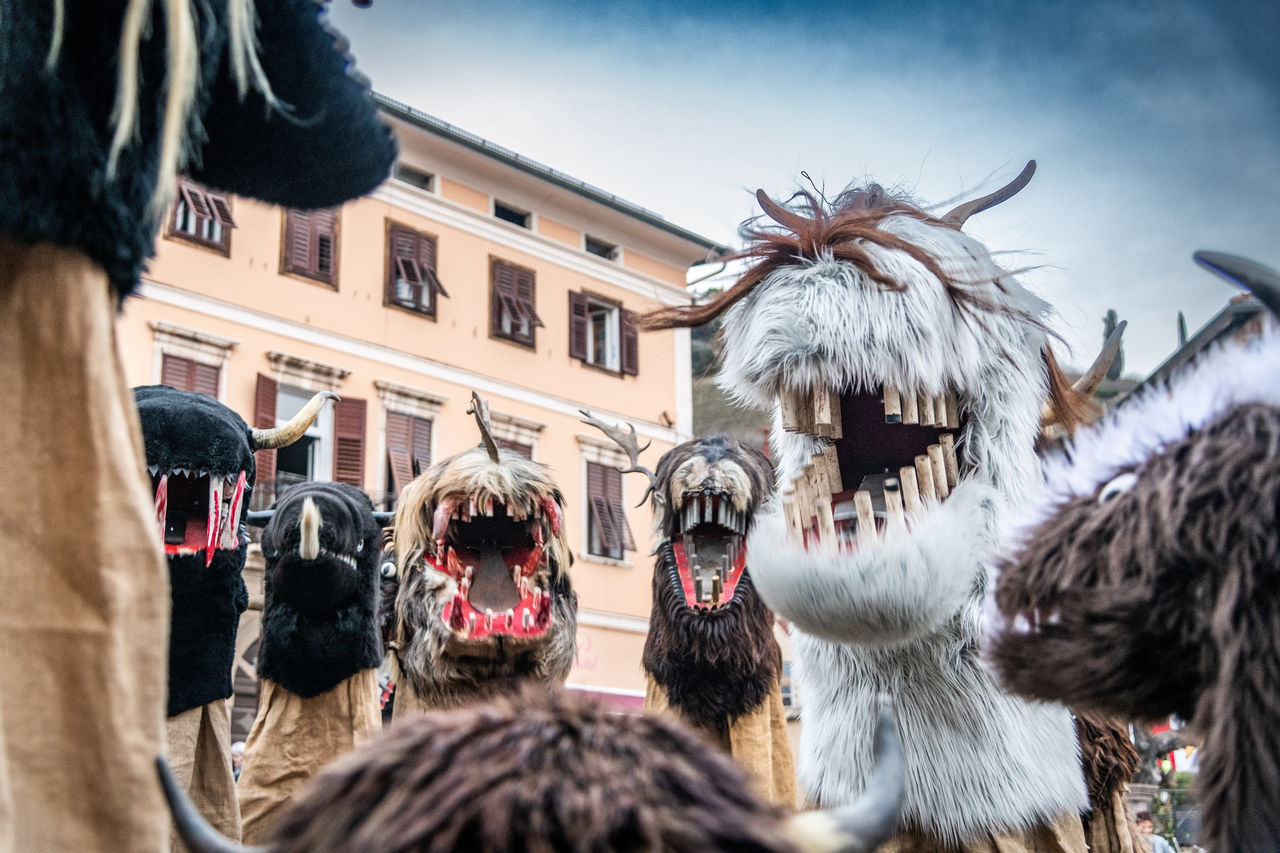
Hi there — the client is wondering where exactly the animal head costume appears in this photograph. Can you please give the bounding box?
[987,252,1280,853]
[163,690,905,853]
[392,393,577,709]
[581,414,780,735]
[136,384,333,716]
[646,164,1101,843]
[252,481,389,697]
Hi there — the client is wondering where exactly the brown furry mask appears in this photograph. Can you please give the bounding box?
[642,437,781,732]
[390,446,577,708]
[987,256,1280,853]
[162,689,905,853]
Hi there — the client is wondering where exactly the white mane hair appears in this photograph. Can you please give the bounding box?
[716,187,1088,844]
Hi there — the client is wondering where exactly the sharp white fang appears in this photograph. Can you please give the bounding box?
[484,609,494,630]
[299,497,321,560]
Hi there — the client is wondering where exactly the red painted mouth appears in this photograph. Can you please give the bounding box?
[670,490,748,610]
[149,468,247,566]
[426,495,561,640]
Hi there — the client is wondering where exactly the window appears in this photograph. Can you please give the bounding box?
[282,208,339,286]
[385,410,432,499]
[493,200,530,228]
[584,235,618,261]
[170,178,234,253]
[491,257,543,348]
[586,461,635,560]
[496,437,533,459]
[386,223,448,316]
[569,292,639,375]
[160,353,220,398]
[392,163,434,192]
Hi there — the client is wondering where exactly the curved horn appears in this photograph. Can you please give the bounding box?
[372,511,395,527]
[783,696,904,853]
[245,510,275,528]
[251,391,339,451]
[1072,319,1127,398]
[1194,250,1280,320]
[467,391,500,463]
[756,188,813,234]
[156,756,267,853]
[941,160,1036,228]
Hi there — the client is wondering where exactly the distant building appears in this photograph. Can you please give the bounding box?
[1127,293,1271,397]
[117,94,726,735]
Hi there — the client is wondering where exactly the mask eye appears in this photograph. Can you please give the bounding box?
[380,561,397,579]
[1097,472,1137,504]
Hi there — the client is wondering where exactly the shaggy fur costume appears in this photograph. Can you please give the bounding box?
[0,3,392,848]
[988,287,1280,852]
[164,689,904,853]
[237,482,385,842]
[637,435,796,803]
[651,175,1090,846]
[1075,715,1144,853]
[391,446,577,711]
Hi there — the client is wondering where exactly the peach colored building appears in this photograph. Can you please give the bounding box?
[117,94,726,734]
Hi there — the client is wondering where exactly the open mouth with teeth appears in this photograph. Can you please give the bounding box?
[426,494,563,640]
[781,385,969,549]
[149,466,247,565]
[672,490,750,610]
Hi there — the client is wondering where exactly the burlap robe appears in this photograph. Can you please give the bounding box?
[645,676,797,807]
[1085,790,1144,853]
[0,240,169,851]
[875,811,1087,853]
[238,669,382,844]
[166,700,241,851]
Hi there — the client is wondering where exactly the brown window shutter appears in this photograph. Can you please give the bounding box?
[388,225,420,303]
[179,181,213,220]
[333,396,366,487]
[418,233,448,298]
[496,437,532,459]
[492,259,519,335]
[620,310,639,376]
[411,415,432,473]
[207,193,236,228]
[284,210,313,276]
[314,210,337,282]
[586,461,619,552]
[568,291,589,361]
[160,353,194,390]
[191,362,221,398]
[385,410,415,495]
[254,373,278,495]
[514,267,543,328]
[605,466,636,550]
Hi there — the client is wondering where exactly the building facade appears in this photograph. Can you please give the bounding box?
[117,95,725,733]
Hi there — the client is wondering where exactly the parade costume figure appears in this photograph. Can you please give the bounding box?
[137,385,334,848]
[164,690,903,853]
[644,164,1093,851]
[1075,715,1144,853]
[0,2,393,847]
[390,394,578,712]
[582,414,796,804]
[988,253,1280,853]
[237,482,388,843]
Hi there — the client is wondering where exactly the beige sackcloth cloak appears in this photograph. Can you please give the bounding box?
[0,241,169,851]
[645,675,797,807]
[875,811,1087,853]
[237,669,382,844]
[166,699,242,851]
[1085,790,1145,853]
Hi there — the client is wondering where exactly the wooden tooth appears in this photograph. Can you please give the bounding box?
[933,396,948,428]
[944,393,961,429]
[821,443,842,494]
[918,392,934,426]
[883,478,907,534]
[854,490,877,542]
[781,388,815,434]
[816,500,838,546]
[927,445,949,499]
[899,467,921,516]
[782,489,804,543]
[939,434,959,488]
[901,389,919,425]
[807,457,831,504]
[914,455,937,503]
[813,388,840,438]
[883,387,902,424]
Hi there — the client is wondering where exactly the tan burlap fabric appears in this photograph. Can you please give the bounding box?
[876,810,1087,853]
[645,676,797,807]
[1085,790,1144,853]
[238,669,382,844]
[0,240,169,851]
[166,700,241,851]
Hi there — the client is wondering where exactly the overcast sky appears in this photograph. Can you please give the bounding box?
[327,0,1280,376]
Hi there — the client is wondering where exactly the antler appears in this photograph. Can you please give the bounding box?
[467,391,500,463]
[578,409,660,507]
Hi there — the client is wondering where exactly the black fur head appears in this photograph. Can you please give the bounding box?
[134,384,255,717]
[256,482,384,698]
[643,437,780,732]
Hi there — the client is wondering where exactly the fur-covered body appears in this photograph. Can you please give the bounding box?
[989,328,1280,853]
[136,385,255,717]
[683,180,1087,844]
[392,443,577,710]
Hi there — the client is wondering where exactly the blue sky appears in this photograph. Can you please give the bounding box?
[327,0,1280,375]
